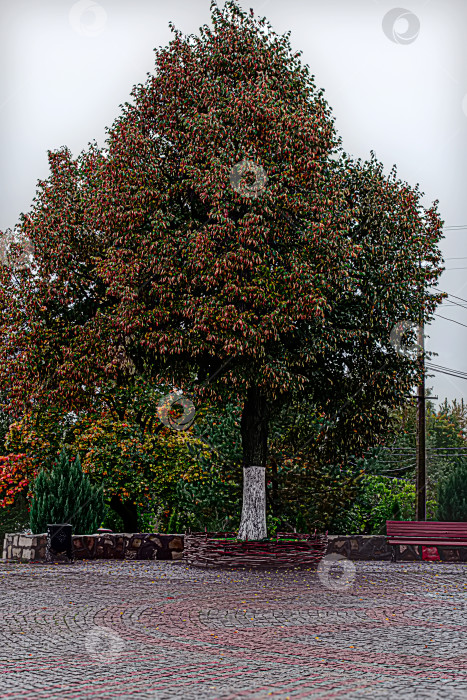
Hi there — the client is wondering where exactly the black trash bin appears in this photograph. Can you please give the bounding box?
[46,523,74,562]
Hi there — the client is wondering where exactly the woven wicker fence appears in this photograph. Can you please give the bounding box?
[185,531,328,569]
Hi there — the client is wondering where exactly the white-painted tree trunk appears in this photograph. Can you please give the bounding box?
[237,466,267,540]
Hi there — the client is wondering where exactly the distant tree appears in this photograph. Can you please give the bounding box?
[5,369,212,532]
[364,397,467,507]
[437,457,467,522]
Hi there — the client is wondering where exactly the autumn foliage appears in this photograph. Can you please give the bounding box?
[0,454,33,508]
[0,1,447,536]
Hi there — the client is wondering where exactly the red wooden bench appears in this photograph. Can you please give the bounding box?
[386,520,467,562]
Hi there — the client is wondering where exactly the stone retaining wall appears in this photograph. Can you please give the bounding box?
[327,535,467,562]
[3,532,467,563]
[327,535,392,561]
[2,533,184,562]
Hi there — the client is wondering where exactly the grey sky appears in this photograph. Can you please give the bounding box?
[1,0,466,410]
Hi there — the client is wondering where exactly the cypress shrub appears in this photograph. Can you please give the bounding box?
[29,447,104,534]
[437,457,467,522]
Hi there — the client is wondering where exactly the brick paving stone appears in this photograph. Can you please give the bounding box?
[0,559,466,698]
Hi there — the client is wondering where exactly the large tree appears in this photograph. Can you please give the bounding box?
[0,1,445,539]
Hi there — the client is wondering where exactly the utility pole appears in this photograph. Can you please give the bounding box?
[415,320,426,521]
[415,250,426,521]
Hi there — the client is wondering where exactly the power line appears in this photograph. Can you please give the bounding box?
[376,461,418,465]
[426,364,467,382]
[426,366,467,380]
[430,288,467,305]
[383,449,467,453]
[388,454,467,458]
[380,466,417,473]
[426,367,467,381]
[426,362,467,378]
[444,291,467,304]
[439,299,467,311]
[376,452,420,458]
[432,313,467,330]
[379,464,417,469]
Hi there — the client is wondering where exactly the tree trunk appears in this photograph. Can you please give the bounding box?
[110,495,139,532]
[238,384,268,540]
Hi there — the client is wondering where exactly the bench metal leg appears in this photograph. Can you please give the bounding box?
[391,545,397,563]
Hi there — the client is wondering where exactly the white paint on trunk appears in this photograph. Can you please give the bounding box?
[238,465,267,540]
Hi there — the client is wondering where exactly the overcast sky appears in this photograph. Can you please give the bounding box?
[1,0,466,411]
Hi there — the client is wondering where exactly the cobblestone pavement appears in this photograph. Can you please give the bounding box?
[0,558,466,699]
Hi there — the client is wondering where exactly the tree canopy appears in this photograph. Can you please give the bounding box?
[0,0,446,537]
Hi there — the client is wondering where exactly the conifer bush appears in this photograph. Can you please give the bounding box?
[29,447,104,534]
[437,457,467,522]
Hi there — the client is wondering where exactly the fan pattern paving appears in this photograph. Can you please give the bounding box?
[0,560,466,698]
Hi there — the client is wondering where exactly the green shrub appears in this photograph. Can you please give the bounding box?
[336,475,437,534]
[29,447,104,534]
[437,458,467,521]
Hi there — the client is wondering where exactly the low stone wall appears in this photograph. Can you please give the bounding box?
[2,533,184,562]
[2,534,47,561]
[327,535,467,562]
[327,535,392,561]
[0,533,408,563]
[4,532,467,563]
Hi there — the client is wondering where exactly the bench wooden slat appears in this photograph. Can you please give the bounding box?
[389,538,467,546]
[388,526,467,531]
[386,520,467,560]
[388,532,467,537]
[387,520,467,529]
[387,522,467,534]
[388,532,467,536]
[388,527,467,535]
[388,533,467,537]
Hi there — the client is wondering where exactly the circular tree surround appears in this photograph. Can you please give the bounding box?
[185,532,328,569]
